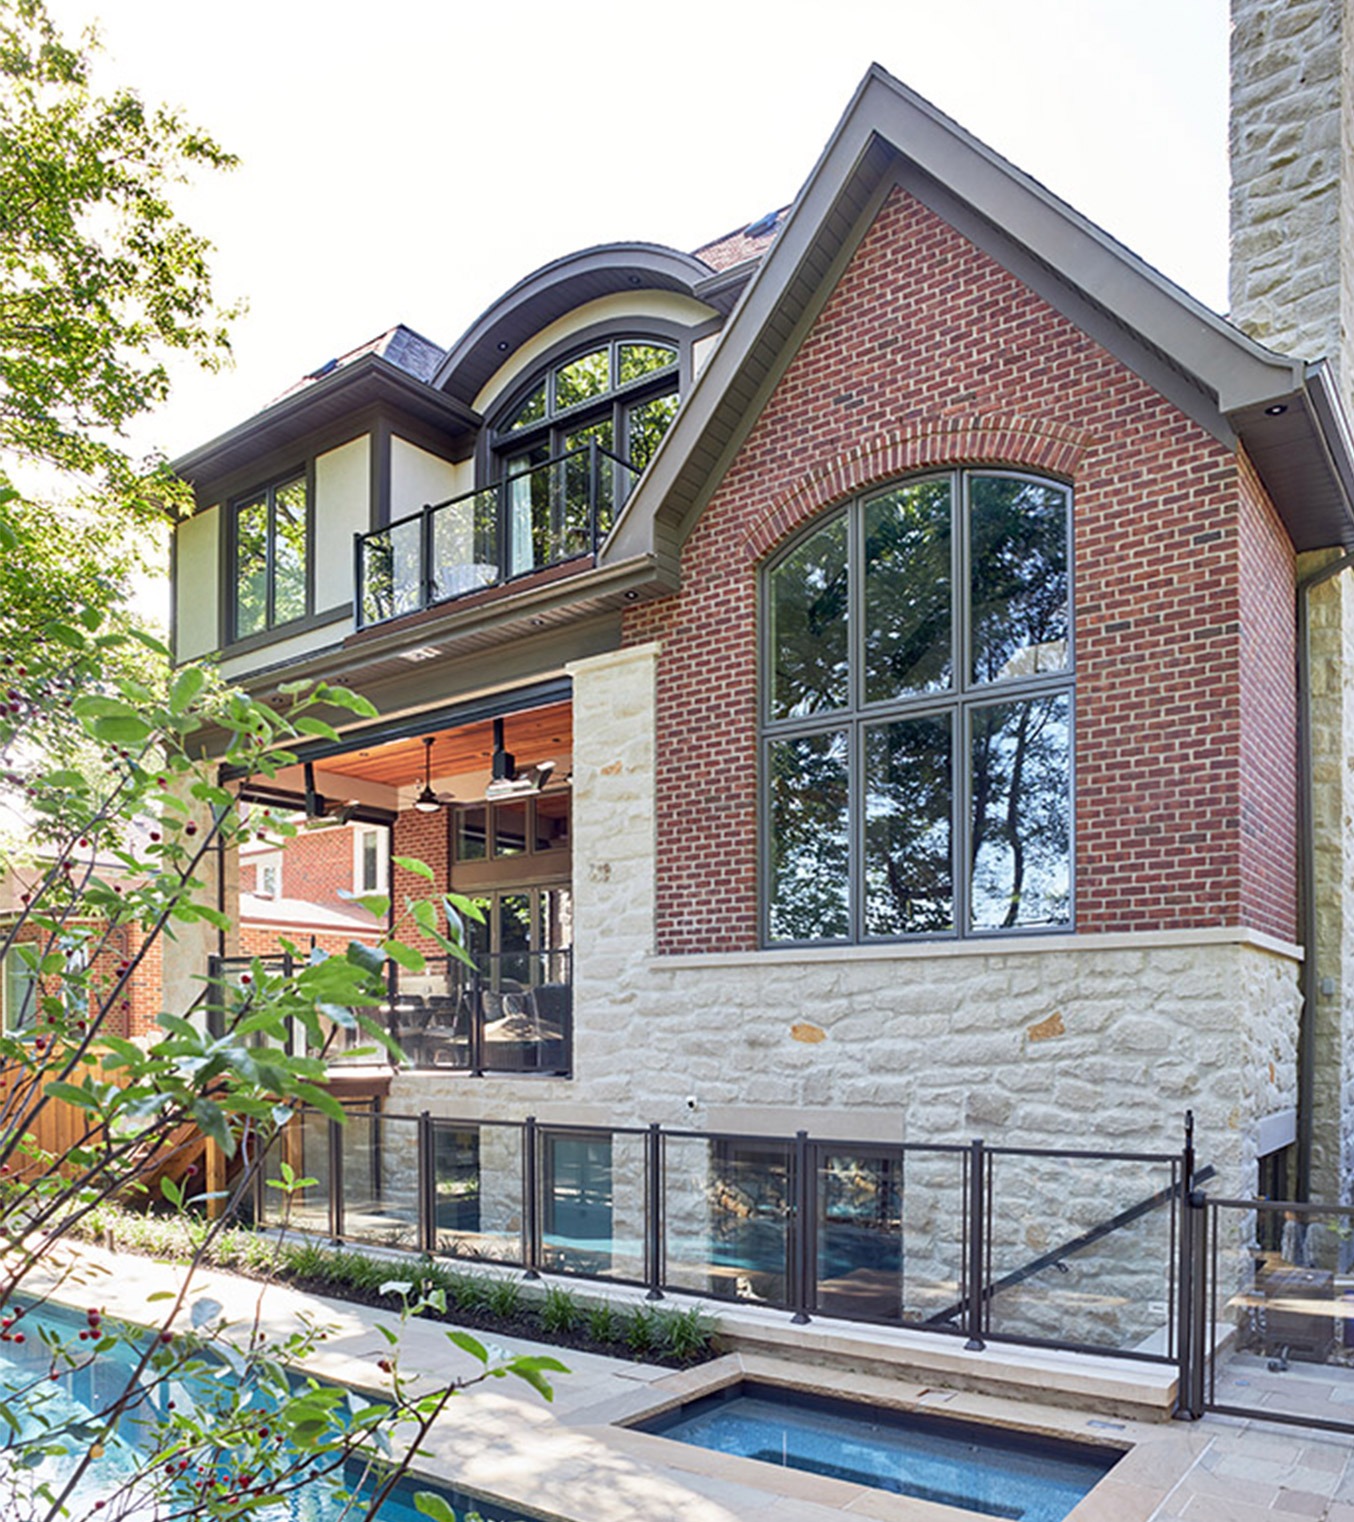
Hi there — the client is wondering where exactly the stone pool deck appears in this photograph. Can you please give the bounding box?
[15,1243,1354,1522]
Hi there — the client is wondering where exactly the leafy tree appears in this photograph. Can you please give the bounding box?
[0,5,557,1515]
[0,0,237,515]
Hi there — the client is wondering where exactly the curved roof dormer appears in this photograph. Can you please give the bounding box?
[433,242,718,408]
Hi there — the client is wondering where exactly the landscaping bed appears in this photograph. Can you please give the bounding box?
[76,1206,719,1368]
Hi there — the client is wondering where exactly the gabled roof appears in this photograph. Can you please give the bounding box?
[606,64,1354,566]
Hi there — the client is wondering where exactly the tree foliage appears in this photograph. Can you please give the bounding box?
[0,0,237,514]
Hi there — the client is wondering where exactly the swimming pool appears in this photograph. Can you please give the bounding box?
[0,1301,541,1520]
[634,1380,1121,1522]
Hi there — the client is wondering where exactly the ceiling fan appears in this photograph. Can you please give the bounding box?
[484,716,555,802]
[413,736,458,813]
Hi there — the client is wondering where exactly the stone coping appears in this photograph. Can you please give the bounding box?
[7,1241,1219,1522]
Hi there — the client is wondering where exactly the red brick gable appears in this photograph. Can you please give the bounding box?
[626,183,1298,952]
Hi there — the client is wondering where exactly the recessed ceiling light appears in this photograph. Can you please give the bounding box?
[400,646,442,663]
[497,339,511,352]
[1265,403,1288,416]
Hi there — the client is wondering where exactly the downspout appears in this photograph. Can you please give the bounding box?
[1296,548,1354,1201]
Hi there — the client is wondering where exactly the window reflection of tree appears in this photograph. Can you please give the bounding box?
[764,470,1071,942]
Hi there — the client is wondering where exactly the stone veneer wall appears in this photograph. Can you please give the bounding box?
[390,643,1303,1197]
[1232,0,1354,1206]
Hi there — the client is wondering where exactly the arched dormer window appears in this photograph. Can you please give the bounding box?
[488,338,679,576]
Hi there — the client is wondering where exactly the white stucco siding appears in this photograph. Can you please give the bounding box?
[173,506,220,662]
[390,438,466,521]
[313,435,370,614]
[472,292,719,420]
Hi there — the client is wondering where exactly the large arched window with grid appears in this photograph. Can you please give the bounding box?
[761,469,1073,944]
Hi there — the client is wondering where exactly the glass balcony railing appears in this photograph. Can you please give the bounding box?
[355,441,637,629]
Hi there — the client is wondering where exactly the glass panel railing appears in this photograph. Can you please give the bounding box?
[433,1118,525,1266]
[539,1126,646,1284]
[984,1149,1180,1356]
[260,1109,331,1236]
[812,1144,905,1323]
[1209,1199,1354,1423]
[355,445,636,628]
[431,489,498,600]
[338,1111,421,1252]
[662,1133,792,1307]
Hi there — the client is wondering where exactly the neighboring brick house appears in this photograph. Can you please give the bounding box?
[161,59,1354,1226]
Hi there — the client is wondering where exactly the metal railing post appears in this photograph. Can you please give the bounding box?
[1180,1190,1209,1419]
[522,1116,541,1279]
[328,1115,344,1244]
[470,966,484,1076]
[791,1129,812,1324]
[206,955,223,1040]
[645,1122,664,1300]
[418,1111,436,1257]
[965,1138,986,1351]
[352,531,364,627]
[420,503,435,609]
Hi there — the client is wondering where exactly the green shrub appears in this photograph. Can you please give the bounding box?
[656,1303,714,1362]
[539,1285,581,1335]
[483,1276,522,1319]
[622,1304,661,1355]
[584,1301,620,1343]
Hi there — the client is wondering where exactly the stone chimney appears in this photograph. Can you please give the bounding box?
[1230,0,1354,408]
[1231,1,1354,1208]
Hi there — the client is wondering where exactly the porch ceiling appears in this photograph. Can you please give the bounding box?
[327,701,572,789]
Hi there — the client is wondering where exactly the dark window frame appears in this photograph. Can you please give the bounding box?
[759,468,1075,947]
[486,332,682,483]
[227,465,315,643]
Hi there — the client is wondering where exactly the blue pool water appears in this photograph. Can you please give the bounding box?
[0,1303,540,1520]
[636,1380,1120,1522]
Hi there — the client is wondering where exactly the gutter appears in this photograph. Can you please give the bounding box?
[1295,547,1354,1200]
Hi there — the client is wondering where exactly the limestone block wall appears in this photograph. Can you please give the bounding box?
[1230,0,1354,407]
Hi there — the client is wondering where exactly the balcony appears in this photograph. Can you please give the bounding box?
[355,442,637,629]
[209,949,572,1077]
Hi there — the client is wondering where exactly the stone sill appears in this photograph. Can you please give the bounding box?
[650,924,1302,970]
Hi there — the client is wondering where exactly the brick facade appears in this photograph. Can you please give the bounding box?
[626,184,1300,954]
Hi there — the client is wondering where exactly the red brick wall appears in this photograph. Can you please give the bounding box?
[391,807,451,957]
[245,824,381,904]
[8,919,162,1041]
[626,184,1299,952]
[1237,449,1298,940]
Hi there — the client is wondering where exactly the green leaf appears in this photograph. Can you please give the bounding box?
[345,941,385,977]
[393,856,435,882]
[323,685,379,718]
[413,1494,459,1522]
[382,939,426,973]
[169,666,207,715]
[92,714,153,746]
[447,1330,488,1364]
[293,715,343,742]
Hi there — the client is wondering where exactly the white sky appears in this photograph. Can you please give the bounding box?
[47,0,1228,476]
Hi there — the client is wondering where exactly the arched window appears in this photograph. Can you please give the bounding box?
[489,338,679,575]
[761,470,1072,944]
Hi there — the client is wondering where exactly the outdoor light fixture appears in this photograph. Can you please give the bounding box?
[483,716,555,800]
[413,736,443,813]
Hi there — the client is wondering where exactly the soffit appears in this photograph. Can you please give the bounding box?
[433,244,718,407]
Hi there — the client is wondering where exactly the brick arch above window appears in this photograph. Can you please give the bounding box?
[742,413,1094,564]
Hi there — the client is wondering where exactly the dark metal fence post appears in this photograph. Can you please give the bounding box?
[418,1111,436,1257]
[206,955,223,1040]
[522,1116,541,1279]
[420,503,435,609]
[328,1115,344,1244]
[965,1138,986,1351]
[645,1122,664,1300]
[470,966,484,1076]
[791,1129,812,1324]
[1174,1110,1197,1415]
[1180,1190,1209,1419]
[352,532,364,627]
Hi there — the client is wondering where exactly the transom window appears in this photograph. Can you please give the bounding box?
[230,472,310,640]
[762,470,1072,944]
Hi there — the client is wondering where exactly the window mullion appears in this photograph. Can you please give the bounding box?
[264,486,277,629]
[849,499,864,942]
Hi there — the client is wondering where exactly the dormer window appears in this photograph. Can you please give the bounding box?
[230,471,311,641]
[493,339,680,542]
